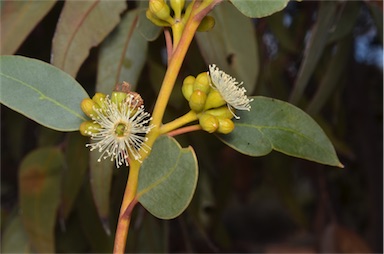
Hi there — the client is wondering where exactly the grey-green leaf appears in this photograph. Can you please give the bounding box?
[1,214,32,253]
[326,1,359,44]
[61,133,89,219]
[51,0,126,77]
[306,37,352,115]
[135,0,162,41]
[229,0,289,18]
[196,1,259,94]
[0,55,89,131]
[137,9,162,41]
[219,96,343,167]
[138,136,198,219]
[0,0,57,55]
[19,147,64,253]
[289,1,338,104]
[96,9,148,93]
[89,148,114,234]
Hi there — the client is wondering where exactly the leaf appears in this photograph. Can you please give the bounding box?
[218,96,343,167]
[19,147,64,253]
[266,11,300,54]
[229,0,289,18]
[76,181,113,252]
[263,153,308,228]
[89,148,114,234]
[1,214,32,253]
[0,55,89,131]
[96,9,148,93]
[60,133,89,219]
[55,211,89,253]
[3,109,29,160]
[147,58,185,108]
[196,1,259,94]
[137,136,198,219]
[327,1,359,44]
[126,211,167,253]
[289,1,338,104]
[51,0,127,77]
[0,0,57,55]
[135,0,162,42]
[137,9,162,41]
[306,37,351,115]
[37,128,64,147]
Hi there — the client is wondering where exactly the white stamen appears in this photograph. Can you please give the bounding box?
[85,94,154,168]
[208,64,253,119]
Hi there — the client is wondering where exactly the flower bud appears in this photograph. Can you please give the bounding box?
[126,95,141,117]
[128,92,144,108]
[111,91,127,106]
[182,1,193,23]
[194,72,210,94]
[146,9,171,27]
[114,81,131,93]
[197,16,215,32]
[217,118,235,134]
[81,98,99,118]
[170,0,185,19]
[182,75,195,101]
[92,93,107,108]
[149,0,173,24]
[189,90,207,112]
[199,113,219,133]
[204,89,226,110]
[205,106,234,119]
[79,121,101,136]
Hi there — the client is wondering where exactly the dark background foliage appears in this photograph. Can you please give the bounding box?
[1,0,382,253]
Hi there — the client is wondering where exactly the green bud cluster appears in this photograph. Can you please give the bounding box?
[170,0,185,19]
[199,107,235,134]
[182,72,235,134]
[146,0,215,32]
[79,89,140,137]
[147,0,174,26]
[80,93,106,137]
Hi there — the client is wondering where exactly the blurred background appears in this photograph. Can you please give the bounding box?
[1,0,383,253]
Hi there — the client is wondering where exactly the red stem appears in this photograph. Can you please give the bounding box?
[168,125,202,137]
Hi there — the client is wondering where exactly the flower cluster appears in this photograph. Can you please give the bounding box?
[146,0,215,31]
[181,64,253,134]
[80,87,154,168]
[208,64,253,116]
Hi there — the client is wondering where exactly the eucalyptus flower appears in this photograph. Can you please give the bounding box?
[208,64,253,118]
[83,94,154,168]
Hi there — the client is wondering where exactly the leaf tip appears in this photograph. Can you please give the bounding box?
[101,217,111,235]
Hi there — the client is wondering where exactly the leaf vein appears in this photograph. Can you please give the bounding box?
[0,72,86,121]
[238,123,332,156]
[137,151,184,197]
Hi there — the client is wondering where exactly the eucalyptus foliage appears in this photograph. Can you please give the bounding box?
[1,0,378,253]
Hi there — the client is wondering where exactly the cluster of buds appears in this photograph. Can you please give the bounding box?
[146,0,215,32]
[80,92,107,136]
[182,72,235,134]
[80,85,144,137]
[79,82,153,168]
